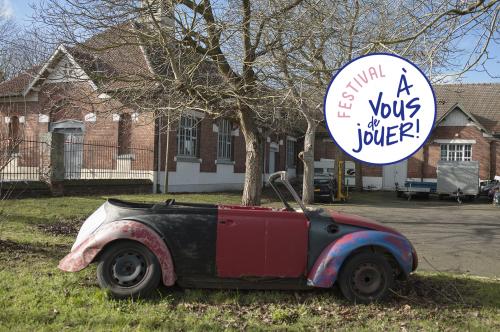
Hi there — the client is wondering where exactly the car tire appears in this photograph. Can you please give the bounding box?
[338,251,394,304]
[96,240,161,299]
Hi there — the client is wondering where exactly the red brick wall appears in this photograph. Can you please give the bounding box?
[156,116,246,174]
[199,118,217,172]
[0,100,44,140]
[491,140,500,178]
[407,147,425,179]
[233,129,246,173]
[362,164,383,177]
[424,125,493,179]
[156,117,177,172]
[314,137,336,161]
[0,86,156,172]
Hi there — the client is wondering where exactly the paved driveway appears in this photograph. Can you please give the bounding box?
[318,192,500,278]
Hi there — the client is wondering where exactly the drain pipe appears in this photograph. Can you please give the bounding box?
[155,115,162,193]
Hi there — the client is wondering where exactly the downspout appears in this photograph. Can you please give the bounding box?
[163,111,170,193]
[155,115,162,193]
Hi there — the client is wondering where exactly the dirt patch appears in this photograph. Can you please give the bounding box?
[0,239,69,257]
[36,219,84,237]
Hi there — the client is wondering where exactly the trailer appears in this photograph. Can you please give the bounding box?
[396,180,436,199]
[436,160,480,202]
[396,161,480,203]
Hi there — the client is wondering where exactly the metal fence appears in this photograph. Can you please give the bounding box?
[0,138,44,181]
[0,136,154,182]
[64,138,153,180]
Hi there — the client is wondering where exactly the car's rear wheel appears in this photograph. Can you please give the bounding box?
[338,251,394,303]
[96,240,161,299]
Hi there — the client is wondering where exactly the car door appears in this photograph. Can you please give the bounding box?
[216,206,309,278]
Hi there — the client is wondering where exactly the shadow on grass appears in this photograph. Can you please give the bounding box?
[316,191,495,209]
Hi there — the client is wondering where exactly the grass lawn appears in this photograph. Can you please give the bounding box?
[0,192,499,331]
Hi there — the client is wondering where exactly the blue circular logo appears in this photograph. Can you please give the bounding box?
[324,53,436,165]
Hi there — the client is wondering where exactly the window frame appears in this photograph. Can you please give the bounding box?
[286,139,296,168]
[440,144,472,161]
[177,115,200,158]
[217,118,232,161]
[117,113,132,156]
[8,116,21,154]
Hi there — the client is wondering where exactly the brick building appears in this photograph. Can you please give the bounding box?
[0,25,498,192]
[313,83,500,189]
[0,37,299,192]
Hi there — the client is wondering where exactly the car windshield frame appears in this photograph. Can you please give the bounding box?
[268,171,309,217]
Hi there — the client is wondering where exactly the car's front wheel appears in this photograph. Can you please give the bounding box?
[338,251,394,303]
[96,240,161,299]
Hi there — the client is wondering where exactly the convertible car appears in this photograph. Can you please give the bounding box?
[59,172,418,303]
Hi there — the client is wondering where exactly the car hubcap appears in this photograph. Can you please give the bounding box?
[111,251,147,287]
[351,262,384,296]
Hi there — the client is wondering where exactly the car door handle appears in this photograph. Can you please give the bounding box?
[219,219,235,225]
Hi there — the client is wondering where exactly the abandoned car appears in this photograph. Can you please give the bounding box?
[59,172,418,303]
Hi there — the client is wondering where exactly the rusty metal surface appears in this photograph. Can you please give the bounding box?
[306,230,414,288]
[216,207,309,278]
[58,220,176,286]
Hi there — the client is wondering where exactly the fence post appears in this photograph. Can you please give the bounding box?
[39,132,65,196]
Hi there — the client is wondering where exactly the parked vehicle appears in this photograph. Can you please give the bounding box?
[293,174,337,203]
[313,174,337,202]
[488,183,500,199]
[59,171,418,303]
[481,180,500,196]
[397,161,480,202]
[396,180,436,199]
[436,161,479,201]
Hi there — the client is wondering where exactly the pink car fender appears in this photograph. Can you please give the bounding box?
[58,220,176,286]
[307,230,414,288]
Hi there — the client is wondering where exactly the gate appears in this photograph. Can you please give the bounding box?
[64,133,84,179]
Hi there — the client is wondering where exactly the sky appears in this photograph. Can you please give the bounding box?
[1,0,499,83]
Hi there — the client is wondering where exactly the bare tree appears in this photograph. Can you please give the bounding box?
[33,0,304,205]
[265,0,499,203]
[30,0,499,205]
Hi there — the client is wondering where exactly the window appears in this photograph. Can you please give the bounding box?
[440,144,472,161]
[177,115,199,157]
[286,139,296,168]
[8,116,20,154]
[314,168,324,175]
[118,113,132,155]
[217,119,232,160]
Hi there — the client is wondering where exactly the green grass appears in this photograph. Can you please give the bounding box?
[0,193,499,331]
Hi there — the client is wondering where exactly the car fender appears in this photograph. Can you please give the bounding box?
[58,220,176,286]
[307,230,413,288]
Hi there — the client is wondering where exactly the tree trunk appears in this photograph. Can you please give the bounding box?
[238,106,263,206]
[301,120,317,204]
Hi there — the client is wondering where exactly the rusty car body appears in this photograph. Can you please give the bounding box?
[59,171,418,303]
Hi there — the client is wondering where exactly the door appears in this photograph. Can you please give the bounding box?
[64,133,84,179]
[216,207,309,278]
[50,120,85,180]
[382,160,407,189]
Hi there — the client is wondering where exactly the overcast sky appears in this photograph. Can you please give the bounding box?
[2,0,499,83]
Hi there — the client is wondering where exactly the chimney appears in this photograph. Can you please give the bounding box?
[141,0,174,30]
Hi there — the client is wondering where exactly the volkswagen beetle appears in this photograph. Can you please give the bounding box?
[59,171,417,303]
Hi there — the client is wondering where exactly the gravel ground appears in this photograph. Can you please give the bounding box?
[317,192,500,278]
